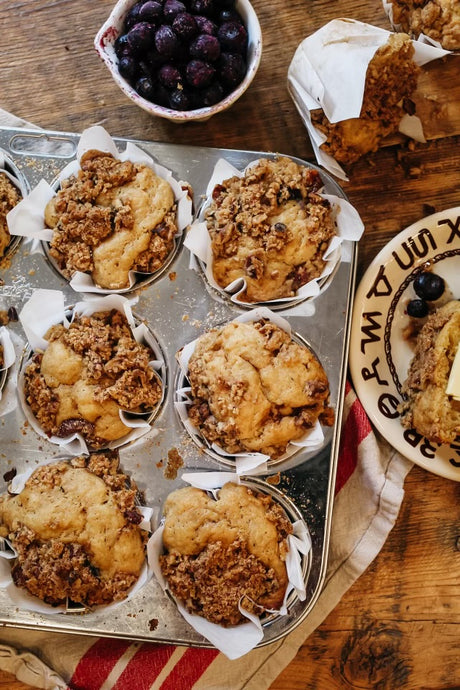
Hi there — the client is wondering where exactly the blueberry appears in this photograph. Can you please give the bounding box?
[118,55,138,80]
[407,299,429,318]
[194,15,218,35]
[172,12,198,41]
[163,0,187,23]
[190,33,221,61]
[186,59,215,88]
[158,63,183,88]
[218,8,241,23]
[127,22,156,53]
[138,1,163,24]
[218,52,246,85]
[190,0,216,16]
[114,34,131,58]
[202,80,224,105]
[217,21,247,53]
[136,75,157,100]
[169,88,193,110]
[413,271,445,301]
[124,1,143,29]
[155,25,180,57]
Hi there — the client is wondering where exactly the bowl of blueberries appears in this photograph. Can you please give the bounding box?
[95,0,262,122]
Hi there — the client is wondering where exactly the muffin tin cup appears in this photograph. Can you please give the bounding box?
[149,474,311,658]
[0,326,15,404]
[185,156,361,309]
[174,306,328,473]
[6,126,193,295]
[0,456,154,615]
[17,290,167,455]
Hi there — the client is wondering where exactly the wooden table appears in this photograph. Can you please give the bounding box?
[0,0,459,688]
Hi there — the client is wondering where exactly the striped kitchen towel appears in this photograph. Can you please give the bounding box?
[0,381,413,690]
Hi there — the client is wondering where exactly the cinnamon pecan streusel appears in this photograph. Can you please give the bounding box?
[311,33,420,165]
[398,300,460,444]
[0,453,147,607]
[205,157,335,303]
[0,172,21,258]
[44,149,178,290]
[23,308,162,448]
[160,483,293,626]
[185,319,334,459]
[388,0,459,50]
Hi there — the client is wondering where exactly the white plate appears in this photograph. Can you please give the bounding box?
[350,207,460,481]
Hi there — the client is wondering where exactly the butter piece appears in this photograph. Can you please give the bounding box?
[446,344,460,401]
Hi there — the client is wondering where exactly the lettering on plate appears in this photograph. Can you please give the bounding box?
[392,229,437,270]
[403,429,437,458]
[360,312,383,354]
[439,215,460,243]
[377,393,399,419]
[366,265,392,299]
[361,357,388,386]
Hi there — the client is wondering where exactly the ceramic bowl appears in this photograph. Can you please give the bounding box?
[94,0,263,123]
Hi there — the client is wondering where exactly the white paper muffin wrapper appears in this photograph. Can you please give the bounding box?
[287,18,451,181]
[184,157,364,305]
[17,289,164,455]
[0,460,154,615]
[175,306,327,474]
[6,125,194,293]
[149,472,312,660]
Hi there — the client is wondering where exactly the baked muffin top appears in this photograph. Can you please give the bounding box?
[0,453,147,607]
[0,172,21,258]
[160,482,293,625]
[399,299,460,444]
[185,318,334,458]
[389,0,460,50]
[205,157,335,303]
[45,149,177,290]
[23,308,162,448]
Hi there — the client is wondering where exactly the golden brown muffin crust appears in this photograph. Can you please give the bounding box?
[45,150,177,289]
[390,0,460,50]
[186,319,334,458]
[23,308,162,448]
[0,453,147,607]
[206,157,335,302]
[160,483,293,625]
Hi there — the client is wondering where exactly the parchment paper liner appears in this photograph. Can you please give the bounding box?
[0,458,154,615]
[6,125,194,293]
[17,289,165,455]
[149,472,311,660]
[382,0,459,52]
[185,157,364,306]
[287,18,451,181]
[0,156,25,260]
[175,307,329,474]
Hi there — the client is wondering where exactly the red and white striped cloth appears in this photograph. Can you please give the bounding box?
[0,380,413,690]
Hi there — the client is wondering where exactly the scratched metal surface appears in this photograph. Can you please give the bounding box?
[0,125,357,647]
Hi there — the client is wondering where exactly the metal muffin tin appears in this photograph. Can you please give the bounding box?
[0,125,357,649]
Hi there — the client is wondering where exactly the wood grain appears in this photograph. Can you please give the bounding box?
[0,1,459,689]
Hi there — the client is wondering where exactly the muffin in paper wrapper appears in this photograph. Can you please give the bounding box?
[382,0,459,51]
[6,125,194,293]
[149,472,312,660]
[17,289,165,455]
[185,157,364,307]
[287,18,450,181]
[175,306,331,474]
[0,458,154,615]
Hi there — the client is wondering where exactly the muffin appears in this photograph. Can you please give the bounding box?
[0,171,22,258]
[23,308,163,449]
[44,149,178,290]
[205,157,336,303]
[310,33,420,165]
[0,453,147,607]
[385,0,460,50]
[399,299,460,444]
[159,482,293,626]
[184,318,334,458]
